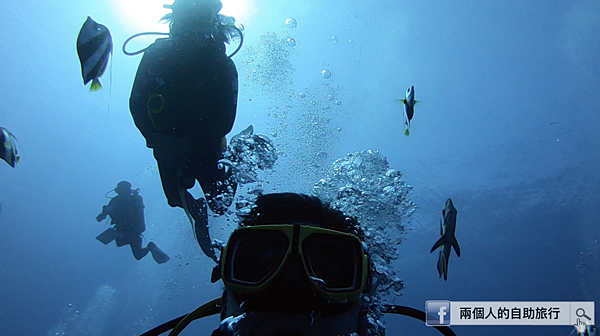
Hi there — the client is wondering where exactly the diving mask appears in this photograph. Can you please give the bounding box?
[220,224,369,301]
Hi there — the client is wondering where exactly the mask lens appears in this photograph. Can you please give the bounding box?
[229,230,289,285]
[303,234,362,291]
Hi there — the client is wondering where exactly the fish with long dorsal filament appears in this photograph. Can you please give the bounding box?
[76,16,112,92]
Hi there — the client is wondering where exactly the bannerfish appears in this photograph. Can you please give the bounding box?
[399,85,418,137]
[0,127,20,168]
[77,16,112,92]
[430,198,461,281]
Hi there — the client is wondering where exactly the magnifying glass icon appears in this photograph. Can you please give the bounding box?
[576,308,592,320]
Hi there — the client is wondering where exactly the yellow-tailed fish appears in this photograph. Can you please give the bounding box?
[76,16,112,92]
[399,85,418,136]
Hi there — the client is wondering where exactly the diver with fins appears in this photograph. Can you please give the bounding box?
[126,0,244,263]
[96,181,170,264]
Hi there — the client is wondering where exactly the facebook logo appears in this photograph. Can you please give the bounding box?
[426,301,451,326]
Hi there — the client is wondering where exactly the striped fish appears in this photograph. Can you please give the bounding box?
[0,127,20,168]
[399,85,419,137]
[76,17,112,92]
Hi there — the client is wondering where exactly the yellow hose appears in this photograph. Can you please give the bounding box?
[169,298,222,336]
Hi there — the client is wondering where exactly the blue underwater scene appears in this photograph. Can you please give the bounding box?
[1,0,599,335]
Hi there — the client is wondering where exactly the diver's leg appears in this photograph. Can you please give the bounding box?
[185,191,217,262]
[129,236,151,260]
[156,152,217,262]
[148,242,170,264]
[198,151,237,216]
[156,159,186,208]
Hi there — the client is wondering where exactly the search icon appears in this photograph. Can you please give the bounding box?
[577,308,592,320]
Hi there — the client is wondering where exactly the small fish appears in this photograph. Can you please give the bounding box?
[430,198,461,280]
[76,16,112,92]
[570,325,599,336]
[0,127,20,168]
[399,85,418,136]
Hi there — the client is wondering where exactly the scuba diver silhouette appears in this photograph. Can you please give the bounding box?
[95,181,170,264]
[125,0,244,262]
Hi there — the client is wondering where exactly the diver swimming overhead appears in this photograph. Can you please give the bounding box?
[128,0,242,262]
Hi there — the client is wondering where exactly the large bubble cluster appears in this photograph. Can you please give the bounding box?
[222,132,278,186]
[220,131,278,224]
[313,149,416,335]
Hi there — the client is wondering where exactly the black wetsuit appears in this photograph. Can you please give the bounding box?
[129,36,238,213]
[98,192,149,260]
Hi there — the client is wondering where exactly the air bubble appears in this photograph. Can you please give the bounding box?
[299,92,307,98]
[285,18,297,28]
[321,70,332,79]
[334,100,342,105]
[330,35,338,44]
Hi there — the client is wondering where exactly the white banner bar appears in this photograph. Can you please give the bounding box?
[425,301,595,326]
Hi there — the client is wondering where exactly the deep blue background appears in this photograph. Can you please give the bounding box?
[0,0,598,335]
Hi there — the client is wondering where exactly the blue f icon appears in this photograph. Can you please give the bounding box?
[426,301,451,326]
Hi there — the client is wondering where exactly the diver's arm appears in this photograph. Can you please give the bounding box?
[96,207,107,222]
[136,195,146,226]
[129,94,162,148]
[129,47,165,148]
[96,199,115,222]
[205,57,239,139]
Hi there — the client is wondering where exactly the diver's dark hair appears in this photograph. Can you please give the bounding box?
[241,193,362,236]
[161,12,240,45]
